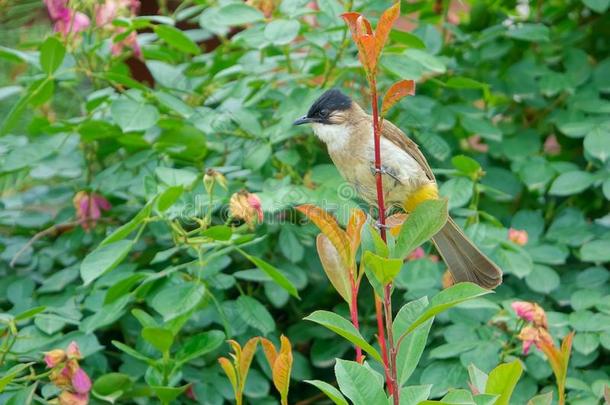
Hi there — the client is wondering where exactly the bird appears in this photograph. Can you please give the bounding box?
[294,88,502,289]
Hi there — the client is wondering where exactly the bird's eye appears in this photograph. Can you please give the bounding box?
[320,108,329,117]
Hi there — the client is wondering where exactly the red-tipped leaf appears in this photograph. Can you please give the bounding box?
[381,79,415,116]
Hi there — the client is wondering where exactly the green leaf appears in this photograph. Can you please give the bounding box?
[527,391,553,405]
[150,282,205,321]
[101,201,152,246]
[397,283,492,340]
[214,4,264,26]
[506,24,550,42]
[155,167,198,188]
[400,385,432,404]
[39,36,65,74]
[14,306,46,321]
[236,295,275,335]
[156,185,183,212]
[154,25,200,54]
[111,98,159,132]
[584,125,610,163]
[582,0,610,13]
[549,171,594,196]
[112,340,155,364]
[392,199,448,259]
[151,385,190,403]
[264,19,300,45]
[393,297,433,385]
[468,364,488,395]
[142,327,174,354]
[390,29,426,49]
[484,361,523,405]
[461,116,502,141]
[306,380,349,405]
[104,273,147,304]
[80,240,133,285]
[202,225,233,241]
[451,155,482,177]
[0,363,33,392]
[5,383,37,405]
[237,249,299,298]
[175,330,224,365]
[334,359,389,405]
[445,77,488,90]
[0,78,51,135]
[93,373,133,402]
[363,250,403,285]
[304,310,382,363]
[580,239,610,262]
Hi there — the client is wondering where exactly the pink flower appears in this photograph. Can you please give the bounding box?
[512,301,548,328]
[73,192,111,230]
[45,349,66,368]
[230,191,263,227]
[247,193,263,222]
[466,135,488,153]
[517,326,554,355]
[54,10,90,36]
[508,228,528,246]
[95,0,140,26]
[71,368,92,394]
[66,341,83,360]
[408,246,425,260]
[58,391,89,405]
[543,134,561,156]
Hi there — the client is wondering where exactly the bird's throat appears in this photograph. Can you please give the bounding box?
[312,123,350,151]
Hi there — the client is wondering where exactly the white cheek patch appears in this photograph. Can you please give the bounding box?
[312,123,350,150]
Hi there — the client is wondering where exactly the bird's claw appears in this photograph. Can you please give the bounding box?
[370,165,401,183]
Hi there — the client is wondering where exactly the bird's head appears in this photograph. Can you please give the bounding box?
[293,89,352,127]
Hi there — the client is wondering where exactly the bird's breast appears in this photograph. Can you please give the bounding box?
[327,133,430,207]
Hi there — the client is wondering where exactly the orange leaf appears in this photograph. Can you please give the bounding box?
[296,204,352,268]
[239,337,259,391]
[375,2,401,56]
[316,234,353,305]
[260,337,278,367]
[218,357,238,394]
[273,336,293,404]
[346,208,367,254]
[381,79,416,116]
[359,34,378,77]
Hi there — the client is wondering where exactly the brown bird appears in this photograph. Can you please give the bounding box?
[294,89,502,289]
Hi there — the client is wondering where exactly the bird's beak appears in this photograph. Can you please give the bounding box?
[293,115,311,126]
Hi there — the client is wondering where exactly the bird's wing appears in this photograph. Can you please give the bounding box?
[380,119,435,181]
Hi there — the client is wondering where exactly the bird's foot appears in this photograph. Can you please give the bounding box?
[370,164,401,183]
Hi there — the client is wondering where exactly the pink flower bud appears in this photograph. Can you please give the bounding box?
[71,367,92,394]
[543,134,561,156]
[45,349,66,368]
[66,341,82,359]
[407,246,425,260]
[508,228,528,246]
[511,301,547,328]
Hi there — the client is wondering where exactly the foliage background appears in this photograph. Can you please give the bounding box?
[1,0,609,403]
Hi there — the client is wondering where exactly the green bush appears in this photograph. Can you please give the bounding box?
[1,0,609,404]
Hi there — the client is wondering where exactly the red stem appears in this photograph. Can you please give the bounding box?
[371,78,399,403]
[349,273,363,363]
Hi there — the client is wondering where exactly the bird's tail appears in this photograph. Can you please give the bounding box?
[431,217,502,289]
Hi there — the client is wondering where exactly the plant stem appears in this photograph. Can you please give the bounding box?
[384,284,399,404]
[348,274,363,363]
[375,295,391,386]
[370,77,398,402]
[370,79,387,240]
